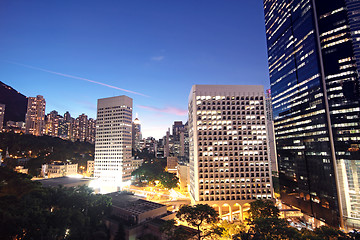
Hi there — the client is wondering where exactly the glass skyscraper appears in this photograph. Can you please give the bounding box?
[263,0,360,229]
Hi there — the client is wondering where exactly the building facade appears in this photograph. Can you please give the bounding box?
[41,162,78,178]
[94,96,133,193]
[45,110,60,137]
[265,89,278,176]
[263,0,360,229]
[132,117,142,151]
[188,85,273,221]
[25,95,46,136]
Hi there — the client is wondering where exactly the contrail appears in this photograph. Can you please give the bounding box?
[4,61,149,97]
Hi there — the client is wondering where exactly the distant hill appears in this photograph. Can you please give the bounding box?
[0,81,28,125]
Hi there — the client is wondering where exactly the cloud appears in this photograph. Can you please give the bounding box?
[137,105,187,116]
[151,56,165,61]
[4,61,149,97]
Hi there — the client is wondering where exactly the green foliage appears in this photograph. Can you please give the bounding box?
[173,200,359,240]
[0,167,111,240]
[158,171,179,189]
[249,199,279,220]
[131,158,179,189]
[132,149,155,162]
[161,219,196,240]
[313,226,349,240]
[0,132,94,176]
[176,204,219,240]
[131,159,164,183]
[246,200,299,240]
[216,221,246,239]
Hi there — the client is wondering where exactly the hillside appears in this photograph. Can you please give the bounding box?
[0,81,28,125]
[0,132,94,176]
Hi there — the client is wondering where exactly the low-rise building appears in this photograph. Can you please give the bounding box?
[37,176,93,188]
[14,166,28,174]
[41,162,78,178]
[167,156,178,173]
[177,163,190,191]
[131,157,143,172]
[104,192,176,240]
[87,160,94,175]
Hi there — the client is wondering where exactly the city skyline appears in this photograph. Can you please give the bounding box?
[0,1,269,139]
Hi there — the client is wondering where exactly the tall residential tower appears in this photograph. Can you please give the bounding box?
[25,95,46,136]
[94,96,133,193]
[263,0,360,229]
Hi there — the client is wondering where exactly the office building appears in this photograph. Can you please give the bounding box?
[132,117,142,151]
[265,90,277,175]
[0,104,5,132]
[25,95,46,136]
[171,121,189,160]
[94,96,133,193]
[188,85,273,221]
[263,0,360,229]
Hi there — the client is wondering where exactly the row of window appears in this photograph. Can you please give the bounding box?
[199,195,271,202]
[198,157,269,162]
[199,147,267,151]
[196,96,264,101]
[199,168,268,173]
[199,173,270,178]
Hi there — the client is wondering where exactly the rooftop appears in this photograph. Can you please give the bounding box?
[107,192,166,215]
[36,176,92,187]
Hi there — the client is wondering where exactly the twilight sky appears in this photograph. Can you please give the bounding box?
[0,0,270,139]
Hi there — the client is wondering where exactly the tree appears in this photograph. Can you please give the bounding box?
[248,199,279,220]
[215,220,246,240]
[313,226,348,240]
[158,172,179,189]
[0,167,112,240]
[176,204,220,240]
[161,219,196,240]
[247,200,299,240]
[131,158,179,189]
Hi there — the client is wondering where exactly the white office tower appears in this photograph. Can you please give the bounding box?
[188,85,273,221]
[94,96,133,193]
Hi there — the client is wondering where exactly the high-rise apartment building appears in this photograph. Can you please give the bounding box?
[88,118,96,144]
[45,110,60,137]
[58,117,68,139]
[0,104,5,132]
[94,96,133,193]
[75,113,88,142]
[188,85,273,221]
[25,95,46,136]
[263,0,360,229]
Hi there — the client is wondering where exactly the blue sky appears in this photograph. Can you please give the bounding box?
[0,0,270,139]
